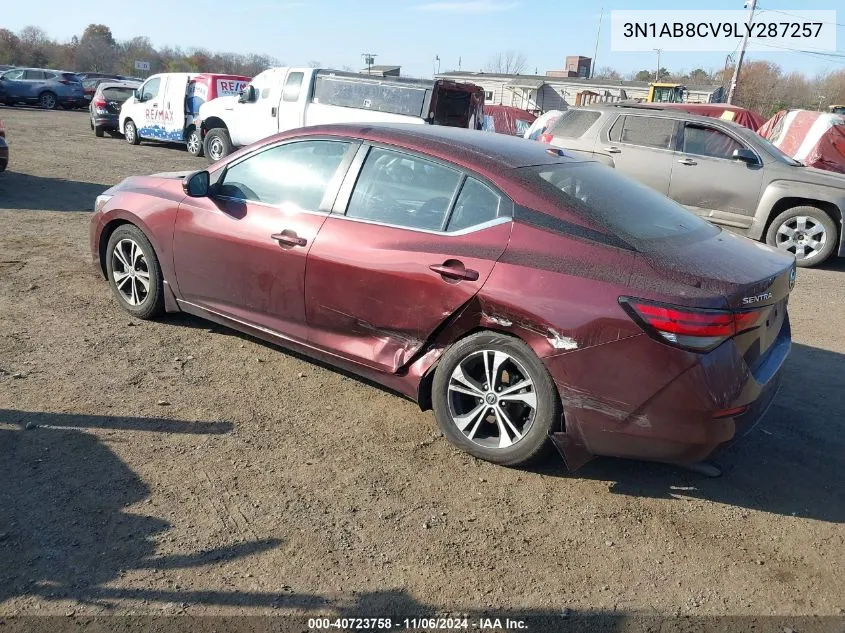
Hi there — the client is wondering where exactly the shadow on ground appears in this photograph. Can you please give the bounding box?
[0,409,278,606]
[0,172,107,212]
[532,342,845,524]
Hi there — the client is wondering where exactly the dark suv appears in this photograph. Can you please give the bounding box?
[0,68,85,109]
[89,82,139,136]
[545,104,845,267]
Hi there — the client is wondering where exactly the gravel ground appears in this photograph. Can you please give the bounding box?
[0,107,844,621]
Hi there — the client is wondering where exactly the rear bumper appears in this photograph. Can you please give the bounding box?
[92,114,120,129]
[547,317,791,468]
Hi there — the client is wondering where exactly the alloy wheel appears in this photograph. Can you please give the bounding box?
[776,215,826,261]
[40,93,56,109]
[208,137,224,161]
[446,350,537,449]
[125,123,135,143]
[111,238,150,306]
[187,132,200,155]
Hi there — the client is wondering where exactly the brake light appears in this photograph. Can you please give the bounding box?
[93,99,107,108]
[620,298,764,351]
[538,132,553,144]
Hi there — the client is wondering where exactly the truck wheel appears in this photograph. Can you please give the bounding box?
[124,119,141,145]
[204,128,232,162]
[186,128,204,157]
[766,205,837,268]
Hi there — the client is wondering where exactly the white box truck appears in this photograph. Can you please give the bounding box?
[196,67,485,161]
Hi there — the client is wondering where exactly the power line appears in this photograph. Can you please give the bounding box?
[755,5,845,28]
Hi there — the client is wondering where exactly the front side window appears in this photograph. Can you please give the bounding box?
[2,69,24,80]
[616,116,675,150]
[682,124,746,160]
[218,140,351,210]
[283,72,304,102]
[447,178,502,232]
[346,148,462,231]
[140,78,161,102]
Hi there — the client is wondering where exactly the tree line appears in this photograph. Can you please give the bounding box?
[0,24,279,78]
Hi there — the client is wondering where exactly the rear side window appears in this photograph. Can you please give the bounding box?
[24,70,45,80]
[283,72,304,102]
[522,162,716,245]
[615,116,675,149]
[447,178,501,232]
[346,147,461,231]
[549,109,601,138]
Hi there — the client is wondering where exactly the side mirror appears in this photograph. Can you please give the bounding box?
[183,170,210,197]
[134,89,142,101]
[732,148,759,165]
[238,85,256,103]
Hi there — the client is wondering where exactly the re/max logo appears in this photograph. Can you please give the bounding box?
[742,292,773,305]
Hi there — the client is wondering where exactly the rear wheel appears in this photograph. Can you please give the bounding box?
[186,127,203,157]
[124,119,140,145]
[94,123,105,137]
[766,205,837,268]
[432,331,560,466]
[203,127,232,162]
[105,225,165,320]
[39,91,57,110]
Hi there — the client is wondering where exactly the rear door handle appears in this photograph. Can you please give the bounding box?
[604,146,621,153]
[429,260,479,282]
[271,231,307,247]
[678,158,698,166]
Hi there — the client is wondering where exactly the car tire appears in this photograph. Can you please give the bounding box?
[124,119,140,145]
[203,128,232,162]
[766,205,838,268]
[432,331,560,466]
[105,225,165,320]
[39,91,57,110]
[186,127,204,157]
[94,124,105,138]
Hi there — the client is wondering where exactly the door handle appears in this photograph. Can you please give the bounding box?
[270,231,307,247]
[604,146,622,153]
[152,103,158,108]
[678,158,697,166]
[271,107,277,117]
[429,260,479,282]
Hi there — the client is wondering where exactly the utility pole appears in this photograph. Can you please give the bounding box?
[361,52,377,74]
[727,0,757,104]
[591,7,603,79]
[653,48,662,82]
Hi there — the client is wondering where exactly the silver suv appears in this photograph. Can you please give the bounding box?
[545,104,845,267]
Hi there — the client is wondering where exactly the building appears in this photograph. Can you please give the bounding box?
[555,56,592,78]
[436,71,724,113]
[360,65,401,77]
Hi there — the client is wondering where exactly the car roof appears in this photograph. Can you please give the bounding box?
[287,123,590,169]
[97,81,140,89]
[581,103,744,126]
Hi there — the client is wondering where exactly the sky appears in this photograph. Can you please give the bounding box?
[2,0,843,78]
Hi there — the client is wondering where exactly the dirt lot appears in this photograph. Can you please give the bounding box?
[1,107,844,622]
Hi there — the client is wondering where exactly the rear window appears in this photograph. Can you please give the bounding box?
[101,87,135,101]
[521,162,717,246]
[549,109,601,138]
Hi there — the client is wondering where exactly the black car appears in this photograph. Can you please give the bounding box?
[89,82,139,137]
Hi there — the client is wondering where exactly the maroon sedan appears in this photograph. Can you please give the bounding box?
[90,123,795,473]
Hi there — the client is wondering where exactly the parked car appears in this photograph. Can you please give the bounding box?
[79,73,137,104]
[90,124,794,473]
[543,104,845,267]
[0,120,7,171]
[197,67,485,161]
[89,81,140,137]
[0,68,85,109]
[119,72,250,156]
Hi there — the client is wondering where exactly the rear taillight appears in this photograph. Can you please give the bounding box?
[538,132,553,144]
[93,99,106,108]
[620,297,764,352]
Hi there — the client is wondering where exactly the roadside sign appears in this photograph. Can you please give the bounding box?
[134,60,151,72]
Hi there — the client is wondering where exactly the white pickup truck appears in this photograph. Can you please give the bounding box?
[196,67,484,161]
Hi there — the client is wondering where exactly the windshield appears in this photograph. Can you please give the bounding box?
[520,162,718,248]
[752,133,804,166]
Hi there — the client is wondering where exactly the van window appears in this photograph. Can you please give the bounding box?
[616,116,675,149]
[549,110,601,138]
[346,148,462,231]
[283,72,304,102]
[140,78,161,102]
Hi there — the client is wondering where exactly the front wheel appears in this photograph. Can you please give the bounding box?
[186,127,203,157]
[105,225,165,320]
[203,127,232,162]
[432,331,560,466]
[124,119,140,145]
[766,206,837,268]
